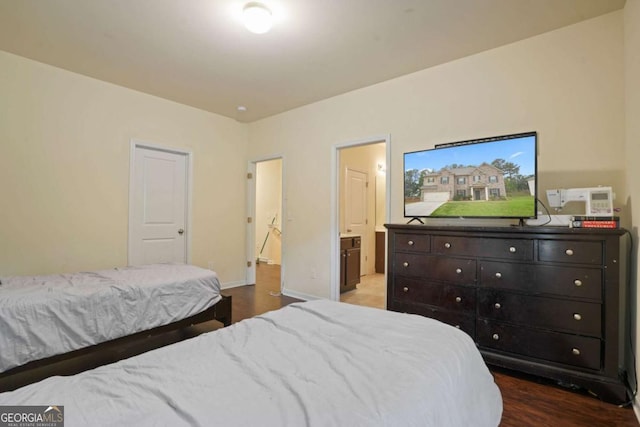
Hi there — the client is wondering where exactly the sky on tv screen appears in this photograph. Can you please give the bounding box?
[405,135,536,175]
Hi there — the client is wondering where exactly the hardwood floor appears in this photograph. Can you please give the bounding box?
[222,263,300,323]
[494,368,637,426]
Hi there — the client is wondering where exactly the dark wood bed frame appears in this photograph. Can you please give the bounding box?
[0,294,232,392]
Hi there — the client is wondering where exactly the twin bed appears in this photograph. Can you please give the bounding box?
[0,264,230,390]
[0,266,502,426]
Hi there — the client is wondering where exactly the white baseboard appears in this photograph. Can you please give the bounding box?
[281,288,322,301]
[220,279,321,301]
[220,280,247,290]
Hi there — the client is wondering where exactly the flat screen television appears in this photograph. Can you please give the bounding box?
[404,131,537,221]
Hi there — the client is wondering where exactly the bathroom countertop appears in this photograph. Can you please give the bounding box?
[339,233,361,239]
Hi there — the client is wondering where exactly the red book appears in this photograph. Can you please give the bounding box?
[571,220,619,228]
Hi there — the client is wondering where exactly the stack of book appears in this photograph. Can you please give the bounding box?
[570,216,620,229]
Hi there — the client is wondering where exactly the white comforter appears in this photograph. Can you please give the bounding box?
[0,300,502,426]
[0,264,221,373]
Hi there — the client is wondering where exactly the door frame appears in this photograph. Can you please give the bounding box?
[128,139,193,265]
[246,155,286,290]
[331,134,391,301]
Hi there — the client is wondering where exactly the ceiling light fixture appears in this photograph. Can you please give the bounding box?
[242,2,273,34]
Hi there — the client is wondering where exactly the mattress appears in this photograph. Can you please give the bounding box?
[0,300,502,426]
[0,263,221,373]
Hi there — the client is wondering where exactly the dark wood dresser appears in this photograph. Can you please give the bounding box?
[385,224,630,403]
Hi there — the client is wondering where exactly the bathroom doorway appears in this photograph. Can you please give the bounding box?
[334,137,389,308]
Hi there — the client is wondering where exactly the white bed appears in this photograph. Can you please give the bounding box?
[0,300,503,426]
[0,263,222,374]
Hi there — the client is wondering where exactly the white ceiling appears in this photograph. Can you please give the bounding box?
[0,0,625,122]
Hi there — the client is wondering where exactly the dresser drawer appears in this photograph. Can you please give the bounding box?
[478,290,601,336]
[477,320,601,370]
[392,277,475,312]
[538,240,602,265]
[392,254,476,284]
[388,300,475,339]
[480,261,603,301]
[479,261,534,289]
[394,233,430,253]
[534,264,602,301]
[429,256,476,284]
[392,253,431,278]
[432,236,533,260]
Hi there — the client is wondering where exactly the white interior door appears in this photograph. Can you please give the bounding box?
[129,144,189,265]
[345,168,368,274]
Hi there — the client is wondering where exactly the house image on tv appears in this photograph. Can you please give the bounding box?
[421,163,507,202]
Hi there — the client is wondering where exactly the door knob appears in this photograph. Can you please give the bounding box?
[178,228,184,235]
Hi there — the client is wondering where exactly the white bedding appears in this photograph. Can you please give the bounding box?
[0,263,221,373]
[0,300,502,426]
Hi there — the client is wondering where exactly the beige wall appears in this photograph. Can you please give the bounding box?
[0,51,248,286]
[624,0,640,415]
[248,11,626,299]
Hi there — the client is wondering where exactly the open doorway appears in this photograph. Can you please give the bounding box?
[248,158,283,297]
[335,138,389,309]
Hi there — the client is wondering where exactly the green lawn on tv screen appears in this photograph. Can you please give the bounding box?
[430,195,535,217]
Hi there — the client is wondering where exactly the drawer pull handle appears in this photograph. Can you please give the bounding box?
[574,279,583,287]
[573,313,582,321]
[455,296,462,303]
[572,348,581,356]
[403,287,409,292]
[408,240,414,246]
[509,246,516,253]
[444,242,451,249]
[494,303,501,309]
[492,334,500,341]
[565,249,574,256]
[403,262,409,267]
[495,272,502,279]
[455,268,462,274]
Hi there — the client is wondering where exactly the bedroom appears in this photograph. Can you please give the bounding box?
[1,0,639,424]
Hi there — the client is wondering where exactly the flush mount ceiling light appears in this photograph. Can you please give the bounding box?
[243,2,273,34]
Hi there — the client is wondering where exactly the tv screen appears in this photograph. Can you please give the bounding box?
[404,131,537,219]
